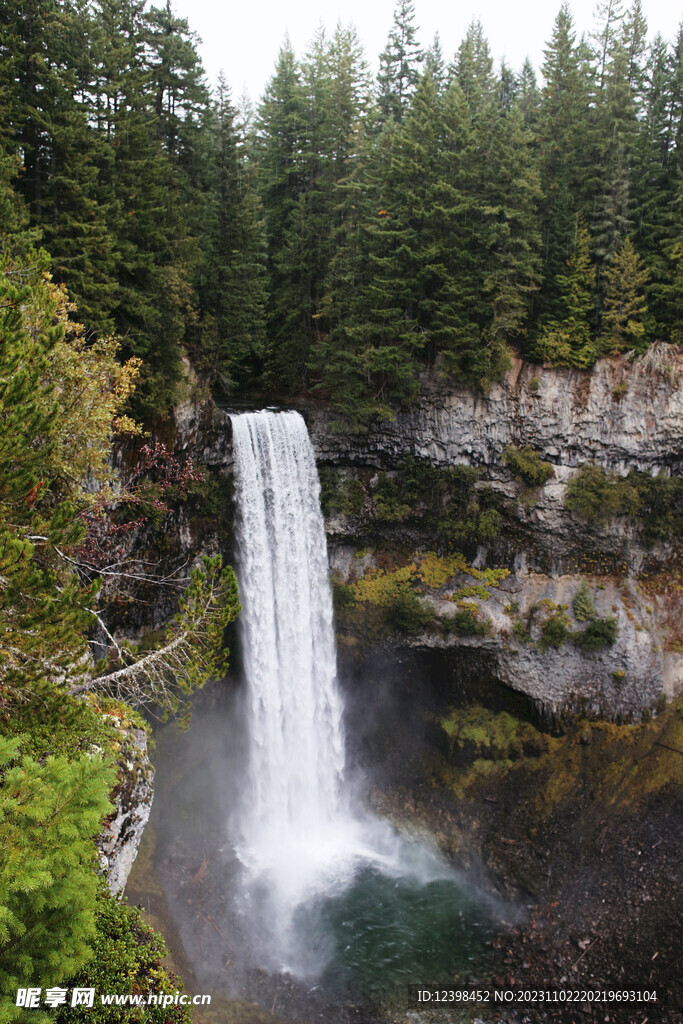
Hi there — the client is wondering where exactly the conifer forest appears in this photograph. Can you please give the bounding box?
[1,0,682,1021]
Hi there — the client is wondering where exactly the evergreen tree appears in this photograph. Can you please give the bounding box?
[517,58,540,129]
[377,0,423,124]
[196,76,267,390]
[0,737,115,1020]
[537,3,589,319]
[600,235,649,351]
[424,32,446,93]
[450,20,495,113]
[256,41,308,388]
[537,216,598,366]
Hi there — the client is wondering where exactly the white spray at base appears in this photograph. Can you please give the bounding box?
[230,410,451,972]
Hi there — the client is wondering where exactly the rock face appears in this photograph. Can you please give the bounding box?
[98,722,154,895]
[172,352,683,720]
[313,354,683,720]
[308,353,683,475]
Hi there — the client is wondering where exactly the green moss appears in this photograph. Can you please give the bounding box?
[435,702,683,815]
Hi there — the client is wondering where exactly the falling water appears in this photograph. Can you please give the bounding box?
[230,409,499,982]
[230,411,366,915]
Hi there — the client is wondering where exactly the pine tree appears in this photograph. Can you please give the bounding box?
[424,32,446,93]
[196,76,267,390]
[256,41,308,388]
[600,235,649,351]
[517,58,540,129]
[536,216,598,366]
[537,3,589,320]
[450,20,495,113]
[481,104,542,355]
[0,737,115,1019]
[377,0,423,124]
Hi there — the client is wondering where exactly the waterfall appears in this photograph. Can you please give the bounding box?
[229,410,463,977]
[230,411,364,917]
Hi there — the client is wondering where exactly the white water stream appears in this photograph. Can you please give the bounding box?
[230,410,456,972]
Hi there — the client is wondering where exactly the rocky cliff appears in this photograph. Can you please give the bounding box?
[172,350,683,722]
[308,351,683,474]
[98,717,155,895]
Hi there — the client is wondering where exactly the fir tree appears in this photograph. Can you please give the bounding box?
[600,235,649,351]
[537,216,597,366]
[0,737,115,1019]
[377,0,423,124]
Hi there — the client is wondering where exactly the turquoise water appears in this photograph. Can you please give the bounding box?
[295,864,495,998]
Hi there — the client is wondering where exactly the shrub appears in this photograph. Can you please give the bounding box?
[574,616,619,650]
[385,589,433,635]
[502,445,555,487]
[372,473,411,521]
[630,470,683,544]
[442,603,491,637]
[565,464,641,524]
[539,612,571,650]
[319,470,366,517]
[53,886,192,1023]
[0,738,115,1022]
[573,581,596,621]
[513,618,531,642]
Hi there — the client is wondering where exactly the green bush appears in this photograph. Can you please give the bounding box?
[565,464,641,523]
[502,445,555,487]
[0,738,115,1022]
[365,458,503,548]
[574,616,619,650]
[319,470,367,518]
[385,589,433,635]
[53,886,192,1023]
[573,581,596,621]
[372,473,411,522]
[565,464,683,541]
[513,618,531,642]
[331,575,355,612]
[539,612,570,650]
[630,470,683,544]
[442,605,492,637]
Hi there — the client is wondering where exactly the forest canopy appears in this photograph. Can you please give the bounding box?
[0,0,681,427]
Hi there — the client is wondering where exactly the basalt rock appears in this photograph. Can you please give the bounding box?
[98,721,154,895]
[170,353,683,719]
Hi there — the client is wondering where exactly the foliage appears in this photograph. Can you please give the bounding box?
[0,737,115,1021]
[0,248,240,1008]
[565,463,641,523]
[502,445,555,487]
[566,463,683,542]
[574,616,620,650]
[539,609,572,650]
[52,886,191,1024]
[417,551,469,588]
[629,470,683,544]
[71,556,240,721]
[441,603,491,637]
[573,581,597,620]
[600,237,649,353]
[0,2,682,415]
[536,217,597,367]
